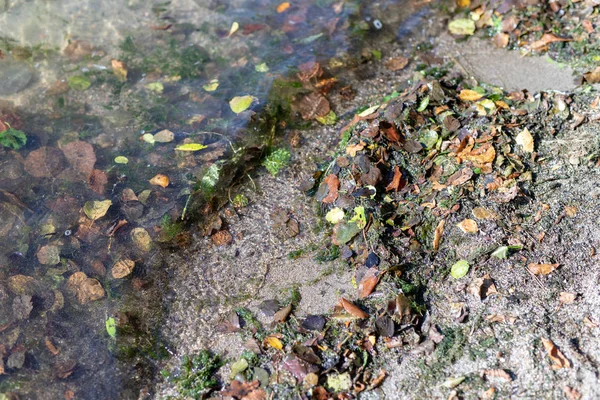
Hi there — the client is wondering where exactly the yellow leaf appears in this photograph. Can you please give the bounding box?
[277,2,291,13]
[265,336,283,350]
[202,79,219,92]
[456,0,470,7]
[228,21,239,36]
[175,143,208,151]
[114,156,129,164]
[458,89,483,102]
[229,95,254,114]
[149,174,169,188]
[516,127,534,153]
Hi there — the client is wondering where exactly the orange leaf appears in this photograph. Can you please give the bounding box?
[542,338,571,369]
[264,336,283,350]
[358,268,379,298]
[276,2,291,13]
[386,166,405,192]
[528,263,559,275]
[526,33,570,52]
[149,174,169,188]
[456,219,478,233]
[322,174,339,204]
[340,297,368,319]
[433,219,445,251]
[458,89,483,102]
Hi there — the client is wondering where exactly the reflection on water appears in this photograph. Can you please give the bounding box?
[0,0,428,397]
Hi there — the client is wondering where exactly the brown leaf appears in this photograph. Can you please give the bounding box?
[447,168,473,186]
[273,304,292,323]
[526,33,570,52]
[583,66,600,84]
[493,33,509,48]
[485,314,517,324]
[296,92,330,120]
[542,338,571,369]
[111,59,128,81]
[24,147,66,178]
[88,169,108,195]
[60,140,97,179]
[385,56,409,71]
[481,369,512,381]
[222,380,261,399]
[379,121,403,143]
[358,268,379,298]
[386,166,405,192]
[563,386,582,400]
[468,274,498,300]
[340,297,368,319]
[458,89,483,102]
[45,338,60,356]
[472,207,495,220]
[322,174,339,204]
[433,219,445,251]
[297,61,323,82]
[528,263,560,275]
[345,141,365,157]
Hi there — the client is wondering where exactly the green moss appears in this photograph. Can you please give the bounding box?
[0,127,27,150]
[262,148,291,176]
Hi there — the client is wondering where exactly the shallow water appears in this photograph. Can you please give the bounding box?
[0,0,432,397]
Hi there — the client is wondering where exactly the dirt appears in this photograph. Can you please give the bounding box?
[156,3,600,400]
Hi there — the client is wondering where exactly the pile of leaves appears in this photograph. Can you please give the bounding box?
[448,0,600,81]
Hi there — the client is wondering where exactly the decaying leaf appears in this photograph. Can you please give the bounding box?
[468,273,498,300]
[61,140,97,178]
[83,199,112,220]
[448,18,476,35]
[481,369,512,381]
[564,206,577,217]
[526,33,570,52]
[386,166,405,192]
[346,141,365,157]
[385,57,409,71]
[563,386,582,400]
[153,129,174,143]
[559,292,576,304]
[88,169,108,195]
[528,263,559,275]
[340,297,368,319]
[583,66,600,84]
[472,207,495,220]
[24,147,66,178]
[273,304,292,323]
[111,59,128,81]
[542,338,572,369]
[149,174,169,187]
[264,336,283,350]
[296,92,330,120]
[212,230,233,246]
[322,174,339,204]
[456,219,478,233]
[516,128,534,153]
[433,219,445,251]
[37,245,61,265]
[112,259,135,279]
[131,227,152,252]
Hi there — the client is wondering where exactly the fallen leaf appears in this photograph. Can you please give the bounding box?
[457,219,478,233]
[583,66,600,84]
[228,21,239,36]
[88,169,108,195]
[542,338,572,369]
[202,79,219,92]
[468,273,497,300]
[358,268,379,298]
[273,304,292,323]
[449,18,476,35]
[175,143,207,151]
[229,95,254,114]
[61,140,97,178]
[45,338,60,356]
[83,199,112,220]
[325,208,345,224]
[516,127,534,153]
[563,386,582,400]
[458,89,483,102]
[528,263,559,275]
[559,292,576,304]
[456,0,470,7]
[277,2,291,13]
[385,57,409,71]
[386,166,405,192]
[111,59,127,81]
[114,156,129,164]
[296,92,330,120]
[493,33,509,48]
[149,174,169,187]
[264,336,283,350]
[212,230,233,246]
[37,245,61,265]
[481,369,512,381]
[322,174,339,204]
[485,314,517,324]
[564,206,577,217]
[472,207,495,220]
[340,297,368,319]
[526,33,570,52]
[112,259,135,279]
[24,147,66,178]
[433,219,445,251]
[297,61,323,82]
[451,260,470,279]
[345,141,365,157]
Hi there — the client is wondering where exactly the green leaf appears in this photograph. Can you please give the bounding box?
[202,79,219,92]
[417,95,430,112]
[491,245,522,259]
[448,18,476,35]
[175,143,208,151]
[450,260,470,279]
[83,200,112,220]
[229,95,254,114]
[350,206,366,229]
[255,62,269,72]
[145,82,164,93]
[114,156,129,164]
[68,75,92,91]
[106,317,117,339]
[200,164,221,198]
[0,128,27,150]
[316,110,338,125]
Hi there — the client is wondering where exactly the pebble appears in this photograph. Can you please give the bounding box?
[0,61,34,95]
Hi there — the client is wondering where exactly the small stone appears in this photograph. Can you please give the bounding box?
[6,351,25,369]
[365,252,380,268]
[258,299,280,317]
[302,315,326,331]
[12,295,33,320]
[0,61,33,95]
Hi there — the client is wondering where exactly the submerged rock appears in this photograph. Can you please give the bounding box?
[0,61,34,95]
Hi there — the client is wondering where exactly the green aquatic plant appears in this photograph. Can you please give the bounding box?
[0,127,27,149]
[262,148,291,176]
[162,350,223,399]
